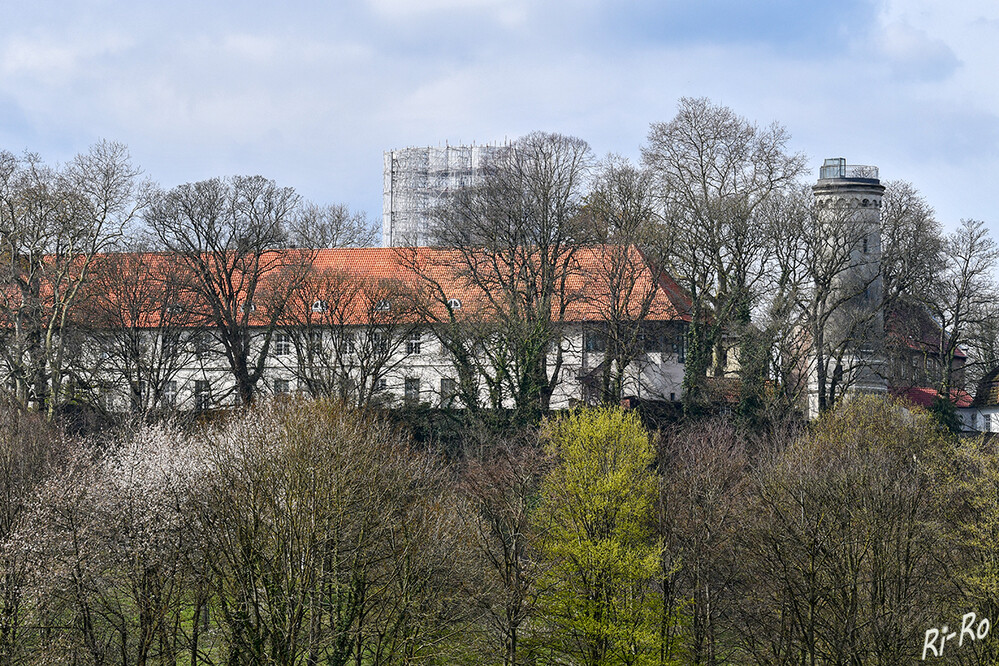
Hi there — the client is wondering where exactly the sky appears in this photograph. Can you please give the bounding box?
[1,0,997,243]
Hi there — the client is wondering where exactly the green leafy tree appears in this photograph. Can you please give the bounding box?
[534,408,675,665]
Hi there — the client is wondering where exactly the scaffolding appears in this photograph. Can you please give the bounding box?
[382,144,508,246]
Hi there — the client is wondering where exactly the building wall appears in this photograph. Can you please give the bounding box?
[91,322,688,412]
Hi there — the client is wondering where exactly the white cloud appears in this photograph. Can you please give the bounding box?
[1,32,133,82]
[876,21,960,80]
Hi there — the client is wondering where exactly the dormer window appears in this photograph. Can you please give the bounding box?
[311,299,327,313]
[374,299,391,312]
[166,303,184,315]
[447,298,462,310]
[240,302,256,313]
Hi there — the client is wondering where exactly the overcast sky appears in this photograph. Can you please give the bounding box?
[2,0,996,242]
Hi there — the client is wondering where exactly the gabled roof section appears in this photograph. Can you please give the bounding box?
[76,245,690,329]
[886,299,966,359]
[972,366,999,408]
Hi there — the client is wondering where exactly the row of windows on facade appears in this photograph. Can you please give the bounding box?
[271,331,422,356]
[154,376,458,410]
[136,326,689,365]
[154,328,686,362]
[582,330,687,363]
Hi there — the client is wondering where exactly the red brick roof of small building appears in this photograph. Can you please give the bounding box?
[891,386,973,409]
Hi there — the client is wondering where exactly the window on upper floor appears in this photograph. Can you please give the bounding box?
[274,332,292,356]
[407,333,422,355]
[584,330,607,353]
[673,335,686,364]
[308,329,323,356]
[274,378,291,395]
[192,331,213,355]
[372,330,388,354]
[374,299,391,312]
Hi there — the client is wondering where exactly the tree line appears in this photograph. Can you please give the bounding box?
[1,394,997,664]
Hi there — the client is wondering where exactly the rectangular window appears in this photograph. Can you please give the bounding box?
[308,329,323,356]
[405,377,420,404]
[192,331,213,355]
[194,380,211,411]
[672,334,687,364]
[377,378,388,392]
[985,413,992,433]
[641,332,668,354]
[372,331,388,354]
[584,330,606,353]
[407,333,422,355]
[161,333,179,360]
[274,332,292,356]
[274,378,291,395]
[440,378,457,406]
[162,380,178,408]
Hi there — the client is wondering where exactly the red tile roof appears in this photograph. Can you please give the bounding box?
[891,386,973,409]
[75,245,691,329]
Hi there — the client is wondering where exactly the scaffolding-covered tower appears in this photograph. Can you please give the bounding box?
[382,144,507,247]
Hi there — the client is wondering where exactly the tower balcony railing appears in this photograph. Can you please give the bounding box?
[819,158,879,181]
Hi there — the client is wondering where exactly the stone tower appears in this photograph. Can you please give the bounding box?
[808,158,887,417]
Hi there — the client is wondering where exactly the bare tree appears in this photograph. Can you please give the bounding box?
[737,397,952,664]
[581,156,688,404]
[288,202,376,249]
[0,406,65,664]
[145,176,309,405]
[0,142,143,417]
[928,219,997,394]
[279,267,419,407]
[423,132,594,422]
[197,399,473,665]
[657,419,754,665]
[459,439,548,665]
[879,180,942,306]
[77,250,208,414]
[643,98,807,410]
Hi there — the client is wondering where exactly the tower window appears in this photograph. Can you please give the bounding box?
[862,236,869,254]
